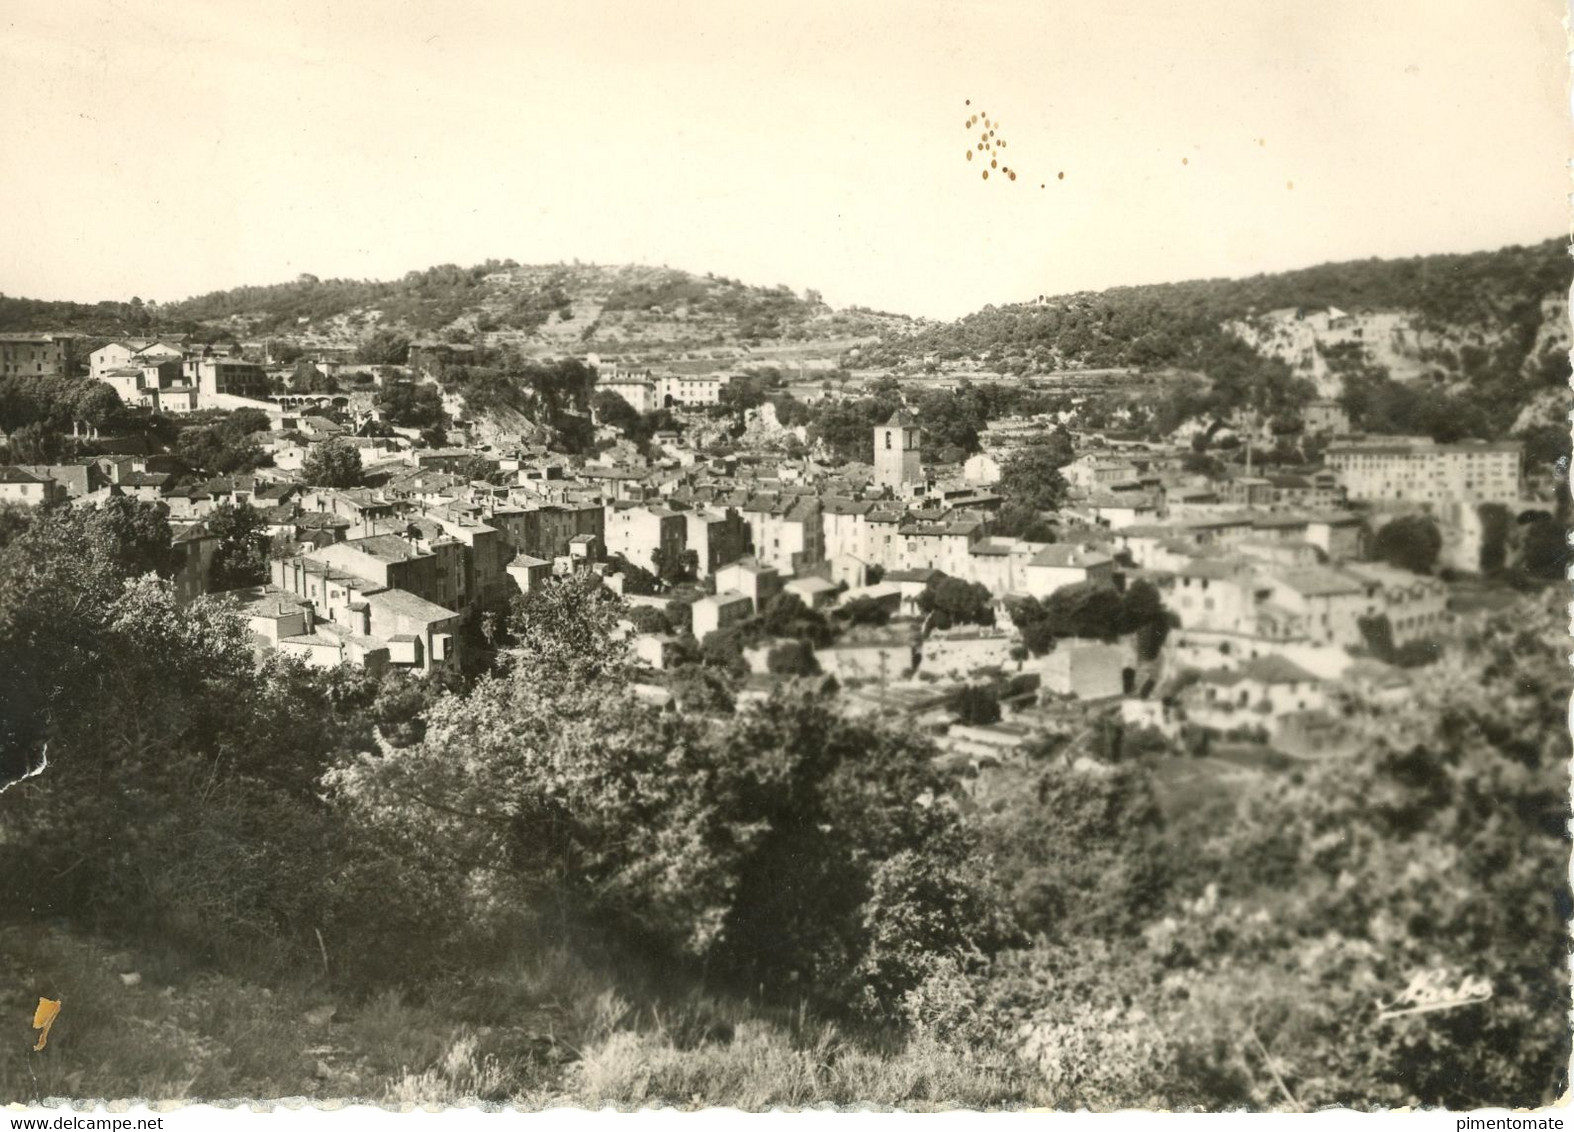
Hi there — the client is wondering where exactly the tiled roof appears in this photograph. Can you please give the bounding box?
[365,588,458,622]
[1028,545,1112,569]
[1274,567,1365,597]
[346,534,429,561]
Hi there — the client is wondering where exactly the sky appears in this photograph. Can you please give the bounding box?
[0,0,1568,319]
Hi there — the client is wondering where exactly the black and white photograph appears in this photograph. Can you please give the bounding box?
[0,0,1569,1114]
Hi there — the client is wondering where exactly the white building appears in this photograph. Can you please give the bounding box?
[1325,436,1522,505]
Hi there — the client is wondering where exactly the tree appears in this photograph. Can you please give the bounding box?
[1518,517,1568,580]
[288,359,338,393]
[990,502,1058,542]
[759,592,833,646]
[1477,503,1512,574]
[918,574,995,631]
[1515,423,1571,473]
[836,595,891,627]
[665,662,736,715]
[356,329,411,366]
[6,421,63,463]
[651,546,699,587]
[1116,579,1173,659]
[626,605,672,636]
[0,497,177,784]
[664,599,694,636]
[983,762,1170,940]
[1043,581,1125,641]
[302,437,363,487]
[766,639,820,677]
[377,380,445,429]
[1181,452,1225,478]
[914,388,986,455]
[1358,612,1398,661]
[1007,597,1057,656]
[0,504,29,553]
[457,454,501,484]
[999,437,1072,512]
[174,409,271,474]
[699,624,751,679]
[610,555,661,596]
[0,564,399,984]
[717,376,767,415]
[949,683,1002,725]
[708,688,1016,1012]
[1372,515,1443,575]
[70,380,123,428]
[370,667,459,748]
[207,503,271,590]
[591,389,641,433]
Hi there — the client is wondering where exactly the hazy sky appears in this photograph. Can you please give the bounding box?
[0,0,1567,318]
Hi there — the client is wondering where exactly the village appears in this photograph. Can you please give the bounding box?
[3,0,1570,1103]
[0,324,1546,780]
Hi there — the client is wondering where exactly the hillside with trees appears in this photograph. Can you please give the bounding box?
[0,262,916,365]
[863,240,1566,373]
[859,238,1568,437]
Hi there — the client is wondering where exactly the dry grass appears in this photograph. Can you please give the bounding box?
[573,1023,1043,1110]
[0,923,1043,1110]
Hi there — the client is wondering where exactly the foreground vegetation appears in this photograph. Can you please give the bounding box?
[0,502,1567,1108]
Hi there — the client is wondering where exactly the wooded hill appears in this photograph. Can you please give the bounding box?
[0,262,914,363]
[860,239,1568,375]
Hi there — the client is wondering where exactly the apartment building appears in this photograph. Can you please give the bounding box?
[1325,436,1522,505]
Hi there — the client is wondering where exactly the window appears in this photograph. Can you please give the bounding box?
[885,432,892,450]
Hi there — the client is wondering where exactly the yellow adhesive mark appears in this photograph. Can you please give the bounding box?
[33,997,61,1051]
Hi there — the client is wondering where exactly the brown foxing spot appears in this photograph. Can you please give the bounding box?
[1182,157,1188,165]
[991,159,997,168]
[982,170,988,180]
[1058,171,1064,179]
[1286,180,1294,190]
[1008,171,1017,181]
[966,150,972,161]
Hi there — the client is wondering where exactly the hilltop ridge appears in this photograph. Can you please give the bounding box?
[1,238,1566,434]
[0,261,917,375]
